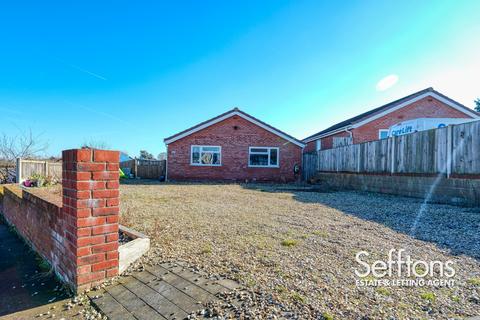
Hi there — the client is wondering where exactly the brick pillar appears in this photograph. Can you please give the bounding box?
[62,148,120,292]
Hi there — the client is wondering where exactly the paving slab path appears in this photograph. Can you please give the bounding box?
[0,220,69,317]
[88,262,241,320]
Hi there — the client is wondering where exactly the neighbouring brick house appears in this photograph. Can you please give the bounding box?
[303,87,480,152]
[164,108,305,182]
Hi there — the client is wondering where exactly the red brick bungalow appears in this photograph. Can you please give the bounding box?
[164,108,305,182]
[303,87,479,152]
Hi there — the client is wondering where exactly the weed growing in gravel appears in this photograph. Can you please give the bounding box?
[451,295,461,303]
[467,277,480,286]
[360,275,376,282]
[376,287,391,296]
[290,291,306,303]
[275,285,287,293]
[246,277,256,288]
[322,312,334,320]
[281,239,298,247]
[312,230,329,238]
[415,264,426,275]
[201,245,212,254]
[420,291,436,302]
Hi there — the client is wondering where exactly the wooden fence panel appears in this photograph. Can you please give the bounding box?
[302,153,318,181]
[452,121,480,174]
[120,159,166,179]
[394,129,437,174]
[435,127,448,173]
[359,139,389,173]
[309,120,480,179]
[17,159,62,182]
[47,162,62,180]
[318,148,335,172]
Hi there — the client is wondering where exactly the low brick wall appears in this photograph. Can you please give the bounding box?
[316,172,480,207]
[0,148,120,292]
[1,185,74,282]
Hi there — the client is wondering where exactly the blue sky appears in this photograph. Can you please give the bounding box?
[1,1,479,157]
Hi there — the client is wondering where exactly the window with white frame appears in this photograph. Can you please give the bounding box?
[248,147,279,167]
[315,139,322,152]
[191,146,221,166]
[378,130,389,139]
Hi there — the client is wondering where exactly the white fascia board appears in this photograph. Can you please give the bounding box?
[303,125,352,143]
[164,111,305,148]
[352,92,479,129]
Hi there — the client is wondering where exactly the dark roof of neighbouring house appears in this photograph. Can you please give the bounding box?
[303,87,480,142]
[164,108,305,147]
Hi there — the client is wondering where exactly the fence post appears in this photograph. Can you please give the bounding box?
[45,161,49,177]
[16,158,21,184]
[446,125,453,178]
[390,135,396,175]
[356,145,361,173]
[134,157,138,178]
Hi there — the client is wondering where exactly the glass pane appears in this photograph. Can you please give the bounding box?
[250,154,268,166]
[212,153,220,164]
[380,131,389,139]
[192,151,200,163]
[200,152,214,164]
[202,146,220,152]
[250,148,268,153]
[192,146,200,153]
[270,149,278,165]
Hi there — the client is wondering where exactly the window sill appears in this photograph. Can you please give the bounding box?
[248,165,280,168]
[190,164,222,167]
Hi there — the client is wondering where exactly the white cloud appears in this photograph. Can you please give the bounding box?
[376,74,399,91]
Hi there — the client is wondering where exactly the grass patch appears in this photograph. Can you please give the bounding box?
[420,291,436,302]
[290,291,306,303]
[414,264,427,276]
[275,285,287,293]
[200,244,212,254]
[376,287,391,296]
[281,239,299,247]
[467,277,480,286]
[312,230,329,238]
[360,275,376,282]
[322,312,334,320]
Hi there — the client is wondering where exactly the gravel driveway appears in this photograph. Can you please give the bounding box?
[119,181,480,319]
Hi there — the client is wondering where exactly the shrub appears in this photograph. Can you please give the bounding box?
[420,291,436,302]
[281,239,298,247]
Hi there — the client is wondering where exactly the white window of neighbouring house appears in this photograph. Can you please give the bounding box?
[378,130,389,139]
[248,147,279,167]
[191,146,221,166]
[315,139,322,152]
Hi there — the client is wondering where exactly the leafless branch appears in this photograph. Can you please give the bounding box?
[0,128,49,183]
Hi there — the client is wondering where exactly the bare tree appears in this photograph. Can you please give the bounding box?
[81,139,110,150]
[0,129,48,183]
